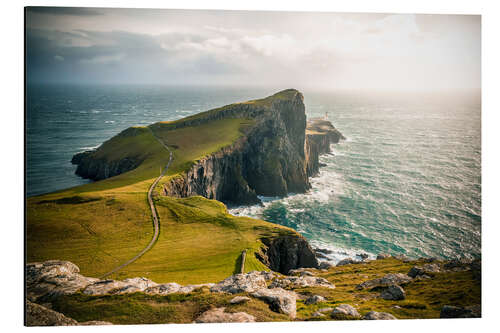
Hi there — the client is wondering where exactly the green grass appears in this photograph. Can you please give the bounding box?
[48,257,480,324]
[26,113,290,282]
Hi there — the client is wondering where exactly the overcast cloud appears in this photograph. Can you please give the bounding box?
[26,7,481,91]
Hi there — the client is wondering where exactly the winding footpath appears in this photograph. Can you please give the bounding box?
[100,129,173,279]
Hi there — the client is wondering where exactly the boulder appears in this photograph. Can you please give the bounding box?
[376,254,390,260]
[318,262,334,270]
[26,301,78,326]
[145,283,182,295]
[408,263,440,278]
[251,288,297,318]
[317,307,334,313]
[362,311,397,320]
[311,311,325,318]
[305,295,326,305]
[336,258,361,266]
[356,273,412,290]
[144,282,214,295]
[195,307,255,323]
[210,271,272,294]
[440,305,481,318]
[331,304,360,319]
[230,296,251,304]
[358,253,369,260]
[269,275,335,289]
[83,280,129,295]
[26,261,99,301]
[380,285,405,300]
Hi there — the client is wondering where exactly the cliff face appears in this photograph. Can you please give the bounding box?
[258,235,319,273]
[305,118,346,177]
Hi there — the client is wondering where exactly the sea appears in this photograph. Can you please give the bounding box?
[27,84,481,264]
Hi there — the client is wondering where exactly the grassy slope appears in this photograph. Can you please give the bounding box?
[50,257,480,324]
[27,114,294,282]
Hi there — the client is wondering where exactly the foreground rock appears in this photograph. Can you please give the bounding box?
[336,258,362,266]
[305,295,326,305]
[145,282,214,295]
[362,311,397,320]
[269,275,335,289]
[380,285,405,300]
[230,296,251,304]
[356,273,412,290]
[251,288,297,318]
[210,271,273,294]
[408,263,441,278]
[26,301,113,326]
[26,261,99,301]
[440,305,481,318]
[195,307,255,323]
[26,301,78,326]
[331,304,360,319]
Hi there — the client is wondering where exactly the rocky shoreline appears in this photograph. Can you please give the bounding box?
[26,255,480,325]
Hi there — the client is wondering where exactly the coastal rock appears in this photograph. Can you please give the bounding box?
[380,285,405,300]
[362,311,397,320]
[305,295,326,305]
[195,307,255,323]
[356,273,412,290]
[230,296,251,304]
[210,271,272,294]
[440,305,481,318]
[26,261,99,301]
[258,235,319,274]
[376,254,391,260]
[251,288,297,318]
[408,263,441,278]
[83,280,130,295]
[26,301,78,326]
[336,258,361,266]
[331,304,360,319]
[318,262,334,270]
[269,275,335,289]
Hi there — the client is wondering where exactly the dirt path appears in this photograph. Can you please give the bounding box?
[99,129,173,279]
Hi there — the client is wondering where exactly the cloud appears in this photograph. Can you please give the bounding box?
[24,10,480,91]
[27,7,103,16]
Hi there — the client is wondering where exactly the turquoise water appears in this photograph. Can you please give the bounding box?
[27,85,481,262]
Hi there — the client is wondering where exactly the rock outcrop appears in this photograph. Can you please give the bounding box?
[380,285,406,300]
[71,89,344,206]
[210,271,273,294]
[195,307,255,323]
[362,311,397,320]
[26,301,113,326]
[257,234,319,274]
[269,275,335,289]
[331,304,360,319]
[26,261,99,302]
[305,118,345,177]
[356,273,412,290]
[440,305,481,318]
[251,288,298,318]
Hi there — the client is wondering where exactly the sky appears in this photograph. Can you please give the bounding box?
[25,7,481,92]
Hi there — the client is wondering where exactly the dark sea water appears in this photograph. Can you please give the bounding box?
[27,84,481,263]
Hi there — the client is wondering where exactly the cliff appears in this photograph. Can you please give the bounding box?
[305,118,345,177]
[69,89,345,273]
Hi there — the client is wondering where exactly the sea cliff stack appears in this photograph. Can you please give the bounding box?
[72,89,345,206]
